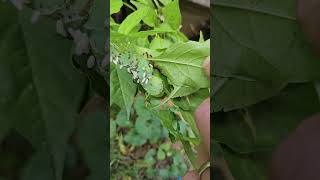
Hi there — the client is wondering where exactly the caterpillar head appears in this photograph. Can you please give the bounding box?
[143,75,164,97]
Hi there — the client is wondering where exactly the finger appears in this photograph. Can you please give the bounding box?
[271,113,320,180]
[195,143,210,180]
[201,169,210,180]
[195,98,210,153]
[196,143,210,165]
[182,170,200,180]
[182,169,210,180]
[203,56,210,79]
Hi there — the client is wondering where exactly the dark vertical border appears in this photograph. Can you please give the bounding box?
[106,0,111,179]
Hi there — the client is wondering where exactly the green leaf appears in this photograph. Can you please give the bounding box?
[170,85,199,98]
[0,114,10,143]
[129,29,175,38]
[213,83,320,153]
[0,5,86,180]
[86,0,108,29]
[199,31,204,43]
[132,1,157,27]
[110,64,137,118]
[144,149,156,165]
[152,109,176,133]
[115,108,132,127]
[150,41,209,95]
[162,0,181,30]
[118,8,145,34]
[180,111,200,139]
[157,148,166,160]
[173,152,183,164]
[212,140,224,159]
[181,139,197,169]
[159,0,172,6]
[78,111,108,180]
[212,0,320,82]
[110,120,117,139]
[149,36,172,50]
[137,0,155,8]
[159,143,171,151]
[159,169,170,178]
[88,29,107,55]
[169,165,180,177]
[174,89,209,111]
[134,96,153,120]
[0,2,42,146]
[19,9,86,180]
[0,63,11,141]
[124,129,147,146]
[32,0,64,8]
[223,148,270,180]
[111,0,123,15]
[20,146,55,180]
[135,116,151,137]
[213,77,287,112]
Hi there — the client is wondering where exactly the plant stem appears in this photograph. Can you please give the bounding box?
[153,0,161,9]
[123,2,136,11]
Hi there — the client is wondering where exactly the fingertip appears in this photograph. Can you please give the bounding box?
[182,171,200,180]
[203,56,210,79]
[195,98,210,152]
[195,98,210,123]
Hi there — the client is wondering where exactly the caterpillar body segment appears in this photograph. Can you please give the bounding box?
[110,41,164,96]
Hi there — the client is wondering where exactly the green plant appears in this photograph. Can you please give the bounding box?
[110,0,210,169]
[111,96,188,179]
[0,0,107,179]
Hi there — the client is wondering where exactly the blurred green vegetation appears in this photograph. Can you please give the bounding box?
[110,96,189,180]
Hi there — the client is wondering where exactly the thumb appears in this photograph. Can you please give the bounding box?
[182,170,200,180]
[203,56,210,79]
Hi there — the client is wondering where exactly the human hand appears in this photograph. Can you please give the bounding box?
[182,57,210,180]
[271,114,320,180]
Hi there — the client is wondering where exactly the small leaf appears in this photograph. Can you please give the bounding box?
[180,111,200,140]
[118,9,145,34]
[149,36,172,50]
[86,0,108,29]
[110,64,137,118]
[157,148,166,160]
[162,0,181,30]
[115,108,132,128]
[144,149,156,165]
[124,129,147,146]
[132,1,157,27]
[111,0,123,15]
[159,143,171,151]
[199,31,204,43]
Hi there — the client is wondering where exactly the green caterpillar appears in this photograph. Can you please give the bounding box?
[110,41,163,96]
